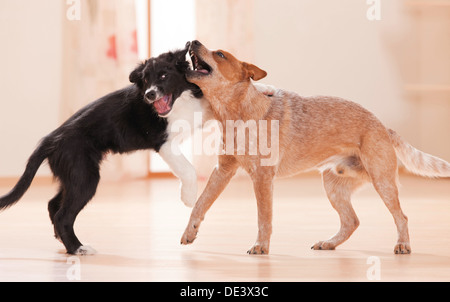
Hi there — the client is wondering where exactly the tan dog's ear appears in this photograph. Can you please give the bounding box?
[243,62,267,81]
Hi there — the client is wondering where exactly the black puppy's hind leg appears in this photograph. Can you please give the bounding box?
[48,187,63,242]
[54,171,100,255]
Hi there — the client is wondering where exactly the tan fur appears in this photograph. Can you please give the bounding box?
[181,41,450,255]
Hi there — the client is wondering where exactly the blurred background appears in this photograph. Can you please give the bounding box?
[0,0,449,182]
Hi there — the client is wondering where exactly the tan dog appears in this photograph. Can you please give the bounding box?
[180,40,450,255]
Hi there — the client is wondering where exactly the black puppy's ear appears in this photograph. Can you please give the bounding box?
[174,44,190,72]
[129,61,146,87]
[175,42,190,60]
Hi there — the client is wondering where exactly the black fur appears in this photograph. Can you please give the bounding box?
[0,45,201,254]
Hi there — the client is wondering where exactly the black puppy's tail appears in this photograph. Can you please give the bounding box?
[0,138,52,210]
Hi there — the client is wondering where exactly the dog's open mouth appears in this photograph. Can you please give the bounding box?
[188,50,211,75]
[153,94,173,116]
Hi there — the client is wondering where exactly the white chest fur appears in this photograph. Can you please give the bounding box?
[166,90,210,141]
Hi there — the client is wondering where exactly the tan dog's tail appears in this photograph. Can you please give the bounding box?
[388,129,450,178]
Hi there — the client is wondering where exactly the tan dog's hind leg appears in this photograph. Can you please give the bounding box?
[312,170,365,250]
[247,166,276,255]
[372,176,411,254]
[180,156,239,245]
[360,133,411,254]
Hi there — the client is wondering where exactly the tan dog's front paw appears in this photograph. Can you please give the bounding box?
[247,244,269,255]
[394,242,411,254]
[180,225,198,245]
[311,241,336,250]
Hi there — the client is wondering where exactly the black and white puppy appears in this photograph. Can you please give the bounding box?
[0,44,204,255]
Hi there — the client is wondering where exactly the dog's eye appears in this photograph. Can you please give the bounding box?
[216,51,225,59]
[160,73,167,80]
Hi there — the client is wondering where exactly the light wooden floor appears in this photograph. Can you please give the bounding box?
[0,173,449,282]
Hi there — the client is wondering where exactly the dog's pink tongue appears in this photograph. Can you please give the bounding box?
[153,95,171,114]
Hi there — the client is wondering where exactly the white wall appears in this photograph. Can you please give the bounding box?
[151,0,196,56]
[0,0,63,177]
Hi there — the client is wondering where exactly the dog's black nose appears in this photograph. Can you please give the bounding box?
[145,90,156,101]
[192,40,202,47]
